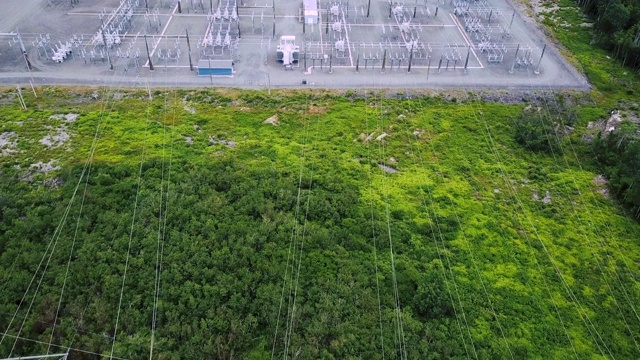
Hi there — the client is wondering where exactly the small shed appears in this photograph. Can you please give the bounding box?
[197,59,233,76]
[303,0,318,24]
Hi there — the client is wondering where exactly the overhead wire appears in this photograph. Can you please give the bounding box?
[395,90,483,359]
[46,84,123,355]
[109,81,154,360]
[500,90,614,356]
[362,89,386,359]
[424,88,514,357]
[405,52,478,358]
[5,81,125,358]
[284,98,321,359]
[533,88,640,350]
[400,84,513,357]
[469,85,605,356]
[0,332,129,360]
[272,96,313,360]
[463,87,580,356]
[149,55,181,358]
[149,95,168,360]
[374,91,407,359]
[2,58,128,357]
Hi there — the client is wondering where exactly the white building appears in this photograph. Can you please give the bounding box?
[303,0,318,24]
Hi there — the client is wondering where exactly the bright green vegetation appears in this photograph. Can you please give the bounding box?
[0,88,639,359]
[534,0,640,216]
[537,0,640,104]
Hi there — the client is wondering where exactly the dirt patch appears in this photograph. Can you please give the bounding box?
[378,164,399,173]
[44,177,64,189]
[364,132,376,142]
[209,136,236,148]
[40,126,70,148]
[30,159,60,173]
[593,175,608,185]
[530,0,560,15]
[0,132,18,155]
[263,114,279,126]
[604,111,623,133]
[587,110,624,134]
[308,105,327,115]
[375,133,388,141]
[50,113,79,123]
[594,175,610,198]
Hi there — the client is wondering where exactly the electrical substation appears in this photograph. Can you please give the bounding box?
[0,0,587,88]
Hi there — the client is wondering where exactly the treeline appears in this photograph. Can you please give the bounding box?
[592,121,640,217]
[575,0,640,70]
[514,103,640,218]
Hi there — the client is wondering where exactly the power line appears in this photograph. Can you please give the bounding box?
[272,98,312,360]
[534,90,640,351]
[374,91,407,359]
[109,82,153,360]
[363,90,386,359]
[0,332,128,360]
[284,99,320,360]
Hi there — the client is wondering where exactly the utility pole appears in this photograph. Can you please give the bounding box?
[100,19,114,71]
[267,65,271,94]
[509,10,515,31]
[208,57,213,84]
[16,30,33,70]
[407,43,414,72]
[185,29,193,71]
[145,35,155,71]
[509,43,520,74]
[534,44,546,75]
[381,48,386,72]
[463,46,470,73]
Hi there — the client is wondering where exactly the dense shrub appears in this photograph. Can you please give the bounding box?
[592,121,640,217]
[514,103,577,153]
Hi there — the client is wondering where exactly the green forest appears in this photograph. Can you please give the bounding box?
[573,0,640,70]
[1,0,640,358]
[0,86,639,359]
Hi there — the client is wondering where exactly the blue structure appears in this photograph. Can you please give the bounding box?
[197,59,233,76]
